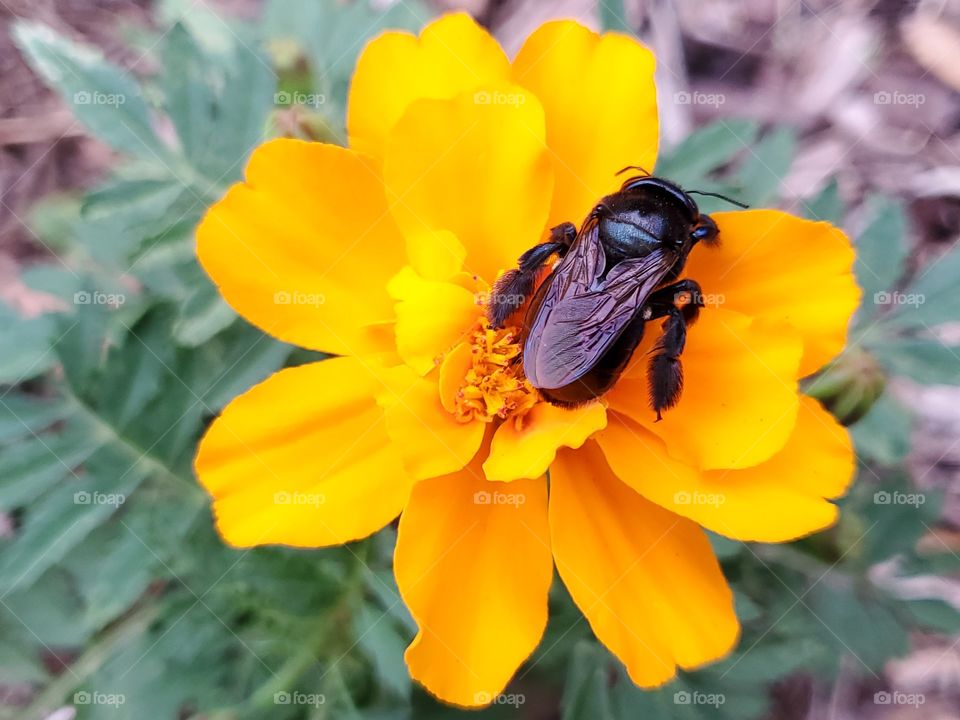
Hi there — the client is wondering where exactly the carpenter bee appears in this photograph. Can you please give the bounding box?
[488,171,744,420]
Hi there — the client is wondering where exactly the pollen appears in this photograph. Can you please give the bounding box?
[452,318,539,428]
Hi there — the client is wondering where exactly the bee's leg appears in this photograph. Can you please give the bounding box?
[642,280,703,421]
[487,222,576,328]
[644,279,703,325]
[648,306,687,422]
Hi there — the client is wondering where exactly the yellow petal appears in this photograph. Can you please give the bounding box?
[375,364,485,481]
[388,266,482,375]
[483,401,607,482]
[596,396,855,542]
[405,230,466,281]
[384,87,553,284]
[610,309,804,470]
[195,358,412,548]
[550,443,739,687]
[396,454,551,707]
[197,139,404,356]
[685,210,860,376]
[347,13,510,161]
[512,20,658,230]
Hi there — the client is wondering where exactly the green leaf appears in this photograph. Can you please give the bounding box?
[656,120,759,187]
[354,602,412,700]
[892,242,960,328]
[562,642,615,720]
[734,126,796,207]
[850,392,911,466]
[854,197,908,321]
[901,598,960,633]
[873,337,960,384]
[13,21,166,158]
[0,302,56,384]
[173,281,238,347]
[803,178,844,224]
[0,393,75,444]
[599,0,632,33]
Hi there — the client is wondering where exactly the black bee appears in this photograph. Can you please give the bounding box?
[488,171,743,420]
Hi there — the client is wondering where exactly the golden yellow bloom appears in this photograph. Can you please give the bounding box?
[195,13,861,708]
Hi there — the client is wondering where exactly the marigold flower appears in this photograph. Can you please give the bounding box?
[195,13,861,708]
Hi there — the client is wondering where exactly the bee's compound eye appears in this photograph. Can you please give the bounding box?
[691,217,719,246]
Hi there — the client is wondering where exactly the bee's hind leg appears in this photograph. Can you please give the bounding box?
[642,279,703,421]
[487,222,576,328]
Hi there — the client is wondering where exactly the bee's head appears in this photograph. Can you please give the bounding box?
[691,214,719,247]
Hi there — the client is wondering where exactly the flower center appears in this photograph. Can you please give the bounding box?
[452,318,539,426]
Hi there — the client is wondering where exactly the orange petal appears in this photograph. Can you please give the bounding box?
[196,139,404,356]
[195,358,412,548]
[347,13,510,162]
[483,401,607,482]
[512,20,658,230]
[375,364,485,481]
[609,309,803,470]
[388,266,482,375]
[550,443,739,687]
[685,210,860,376]
[396,454,551,707]
[596,396,855,542]
[383,87,553,284]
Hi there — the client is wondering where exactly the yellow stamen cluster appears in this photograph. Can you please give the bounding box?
[453,319,539,427]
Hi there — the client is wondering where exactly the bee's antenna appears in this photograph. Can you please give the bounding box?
[686,190,750,209]
[615,165,651,177]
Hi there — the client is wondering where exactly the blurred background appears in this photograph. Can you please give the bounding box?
[0,0,958,718]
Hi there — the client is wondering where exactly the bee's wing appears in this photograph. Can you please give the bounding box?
[523,220,676,391]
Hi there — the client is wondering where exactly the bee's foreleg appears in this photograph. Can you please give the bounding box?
[487,222,576,328]
[645,279,703,325]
